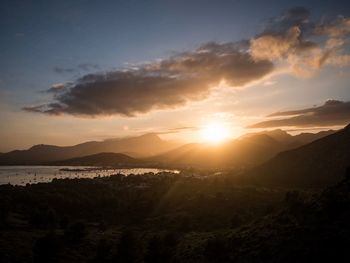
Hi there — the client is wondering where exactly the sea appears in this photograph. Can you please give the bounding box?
[0,166,179,186]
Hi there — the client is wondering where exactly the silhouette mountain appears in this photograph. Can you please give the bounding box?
[242,129,335,145]
[50,152,139,166]
[247,124,350,187]
[147,130,333,169]
[0,134,178,165]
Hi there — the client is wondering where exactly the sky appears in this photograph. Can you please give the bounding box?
[1,0,350,152]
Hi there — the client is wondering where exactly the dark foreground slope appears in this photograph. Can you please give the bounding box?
[176,169,350,263]
[0,172,285,263]
[1,168,350,262]
[246,123,350,187]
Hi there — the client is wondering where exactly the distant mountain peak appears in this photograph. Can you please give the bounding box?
[247,123,350,187]
[0,133,178,164]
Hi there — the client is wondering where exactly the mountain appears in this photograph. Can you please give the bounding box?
[147,129,336,169]
[0,134,179,165]
[147,134,294,169]
[246,124,350,187]
[50,152,139,167]
[293,130,336,144]
[242,129,335,145]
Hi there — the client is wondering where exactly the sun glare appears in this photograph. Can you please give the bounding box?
[201,122,230,144]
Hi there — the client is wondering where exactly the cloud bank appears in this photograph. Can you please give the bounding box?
[25,7,350,117]
[25,42,273,117]
[248,100,350,128]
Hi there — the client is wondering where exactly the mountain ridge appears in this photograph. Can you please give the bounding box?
[146,130,334,169]
[49,152,140,167]
[0,133,178,165]
[246,123,350,187]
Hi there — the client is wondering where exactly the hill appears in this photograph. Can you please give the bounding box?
[242,129,335,145]
[174,169,350,262]
[246,124,350,187]
[50,152,140,167]
[0,134,178,165]
[146,134,284,168]
[148,130,334,169]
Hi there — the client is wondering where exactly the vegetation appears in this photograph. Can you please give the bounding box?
[0,171,284,262]
[1,168,350,262]
[1,127,350,262]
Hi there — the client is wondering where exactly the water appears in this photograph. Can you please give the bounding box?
[0,166,179,186]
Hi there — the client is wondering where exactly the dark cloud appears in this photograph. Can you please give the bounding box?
[26,7,350,117]
[265,6,312,34]
[25,42,273,117]
[22,104,47,113]
[248,100,350,128]
[251,7,319,77]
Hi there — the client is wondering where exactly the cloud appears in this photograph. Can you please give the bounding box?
[26,7,350,117]
[316,17,350,38]
[264,6,312,34]
[248,100,350,128]
[25,42,273,117]
[251,8,350,77]
[156,126,199,135]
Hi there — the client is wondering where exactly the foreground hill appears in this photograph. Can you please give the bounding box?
[175,169,350,262]
[50,152,140,167]
[148,130,334,169]
[246,123,350,187]
[1,166,349,262]
[0,134,178,165]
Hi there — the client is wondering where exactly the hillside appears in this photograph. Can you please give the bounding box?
[174,169,350,262]
[148,130,334,169]
[146,134,284,168]
[0,134,178,165]
[1,164,349,262]
[242,129,335,145]
[246,123,350,187]
[50,152,140,167]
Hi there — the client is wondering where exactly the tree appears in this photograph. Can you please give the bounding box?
[144,235,162,263]
[93,239,112,262]
[33,232,59,263]
[115,230,140,262]
[64,221,86,244]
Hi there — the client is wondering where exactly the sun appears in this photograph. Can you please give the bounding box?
[201,122,230,144]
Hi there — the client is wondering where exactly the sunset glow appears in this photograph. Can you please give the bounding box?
[201,122,230,144]
[1,2,350,262]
